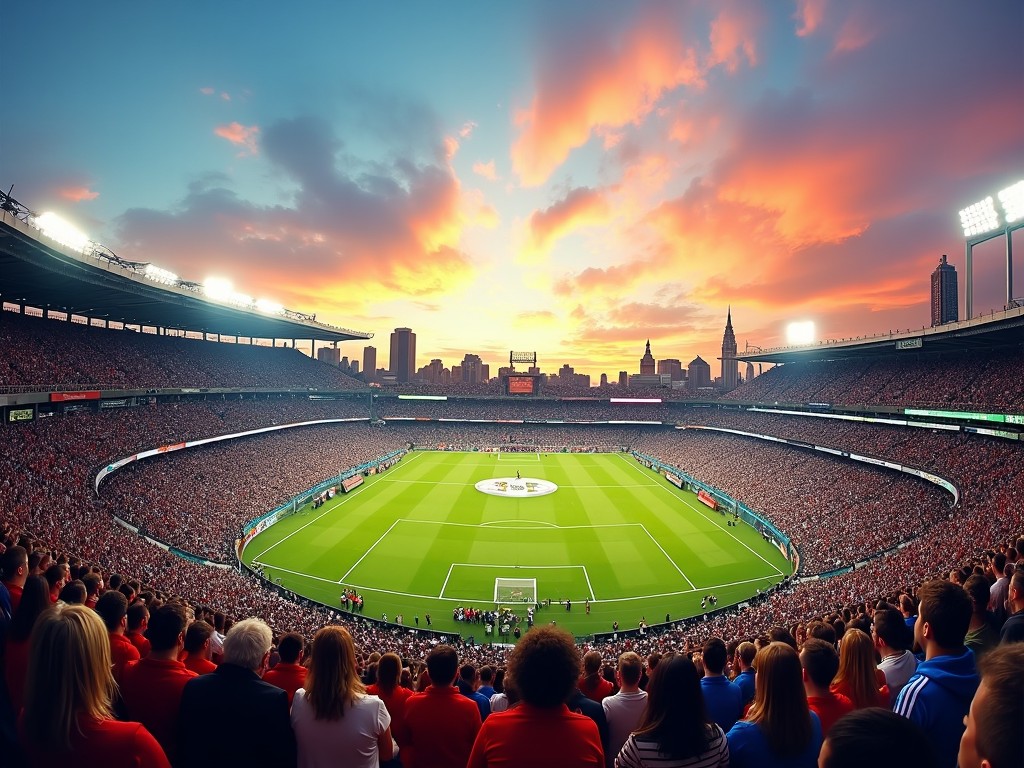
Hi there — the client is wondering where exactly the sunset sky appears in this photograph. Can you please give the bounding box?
[5,1,1023,379]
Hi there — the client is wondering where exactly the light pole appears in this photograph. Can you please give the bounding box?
[959,180,1024,319]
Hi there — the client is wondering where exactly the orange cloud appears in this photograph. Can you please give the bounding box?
[459,121,477,138]
[524,187,611,259]
[59,186,100,202]
[511,9,704,186]
[214,122,260,154]
[707,5,761,72]
[199,86,215,96]
[794,0,827,37]
[473,160,498,180]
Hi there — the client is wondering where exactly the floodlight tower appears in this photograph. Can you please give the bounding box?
[959,179,1024,319]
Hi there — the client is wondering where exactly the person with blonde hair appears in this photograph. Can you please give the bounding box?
[291,625,395,768]
[831,628,888,709]
[19,603,170,766]
[726,642,822,768]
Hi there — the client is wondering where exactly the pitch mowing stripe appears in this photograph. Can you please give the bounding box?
[617,452,786,577]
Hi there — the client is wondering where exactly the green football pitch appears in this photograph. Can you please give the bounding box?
[242,451,791,637]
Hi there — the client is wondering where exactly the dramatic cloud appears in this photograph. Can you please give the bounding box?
[524,186,611,260]
[472,160,498,181]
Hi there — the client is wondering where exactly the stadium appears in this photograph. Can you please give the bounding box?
[2,175,1023,762]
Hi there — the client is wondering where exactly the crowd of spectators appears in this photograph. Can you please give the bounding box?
[2,335,1024,765]
[0,310,364,391]
[726,346,1024,411]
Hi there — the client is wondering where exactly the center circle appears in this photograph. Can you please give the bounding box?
[474,477,559,498]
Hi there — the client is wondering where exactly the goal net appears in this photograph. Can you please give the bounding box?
[494,577,537,604]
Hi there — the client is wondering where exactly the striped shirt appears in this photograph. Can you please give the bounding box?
[615,724,729,768]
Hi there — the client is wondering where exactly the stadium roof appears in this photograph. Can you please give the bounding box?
[737,307,1024,364]
[0,210,372,343]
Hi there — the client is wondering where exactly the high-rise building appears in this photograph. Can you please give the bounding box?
[640,340,656,375]
[687,356,711,392]
[931,254,959,326]
[317,346,341,366]
[618,371,628,387]
[720,307,739,392]
[745,361,755,385]
[460,354,488,383]
[389,328,416,383]
[600,373,608,387]
[363,346,377,382]
[657,358,683,381]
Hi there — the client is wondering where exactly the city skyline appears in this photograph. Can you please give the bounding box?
[4,2,1022,379]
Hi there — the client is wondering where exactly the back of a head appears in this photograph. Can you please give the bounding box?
[94,590,128,632]
[873,609,910,651]
[426,644,459,687]
[964,644,1024,768]
[277,632,303,664]
[636,653,709,760]
[57,580,87,605]
[801,638,839,689]
[807,620,837,646]
[918,579,972,649]
[147,604,188,653]
[702,637,727,675]
[617,651,643,687]
[459,663,477,685]
[479,665,494,684]
[305,625,363,720]
[184,620,214,654]
[126,601,149,632]
[963,574,991,613]
[750,642,811,757]
[993,552,1007,574]
[507,625,581,708]
[822,708,938,768]
[582,649,602,675]
[1010,570,1024,600]
[377,653,402,689]
[222,617,273,671]
[24,605,115,751]
[737,641,757,669]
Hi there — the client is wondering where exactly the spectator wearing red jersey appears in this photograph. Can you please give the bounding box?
[3,575,50,715]
[125,601,151,659]
[182,619,218,674]
[367,652,414,767]
[800,639,853,735]
[0,545,28,615]
[262,631,307,705]
[95,590,140,686]
[121,603,196,761]
[579,650,614,703]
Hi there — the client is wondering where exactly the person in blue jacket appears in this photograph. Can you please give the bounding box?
[726,642,822,768]
[894,579,979,768]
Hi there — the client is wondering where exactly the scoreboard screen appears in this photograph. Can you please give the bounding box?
[506,375,536,395]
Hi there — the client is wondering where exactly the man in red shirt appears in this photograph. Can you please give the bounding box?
[44,562,69,604]
[468,625,604,767]
[95,590,140,685]
[126,602,151,658]
[262,632,306,705]
[579,650,614,702]
[401,644,482,768]
[121,603,197,762]
[801,638,853,735]
[182,620,218,674]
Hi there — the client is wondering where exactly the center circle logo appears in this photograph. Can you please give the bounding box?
[475,477,558,498]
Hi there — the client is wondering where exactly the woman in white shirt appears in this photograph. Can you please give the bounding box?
[291,626,395,768]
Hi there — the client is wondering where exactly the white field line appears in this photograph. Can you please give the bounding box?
[337,519,403,583]
[439,563,456,598]
[618,453,785,577]
[582,566,596,601]
[638,522,696,591]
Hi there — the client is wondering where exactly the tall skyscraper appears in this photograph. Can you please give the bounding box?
[640,340,656,375]
[687,356,711,392]
[720,307,738,392]
[363,346,377,382]
[931,254,959,326]
[389,328,416,383]
[657,358,683,381]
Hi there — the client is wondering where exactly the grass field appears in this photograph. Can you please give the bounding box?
[242,451,791,637]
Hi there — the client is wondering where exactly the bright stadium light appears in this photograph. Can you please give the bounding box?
[959,196,999,237]
[786,320,816,345]
[960,179,1024,319]
[255,298,284,315]
[35,211,90,253]
[998,180,1024,223]
[203,276,235,301]
[144,264,178,284]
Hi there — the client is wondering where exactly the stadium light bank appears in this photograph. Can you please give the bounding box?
[959,179,1024,319]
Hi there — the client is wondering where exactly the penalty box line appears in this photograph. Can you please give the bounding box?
[440,563,595,602]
